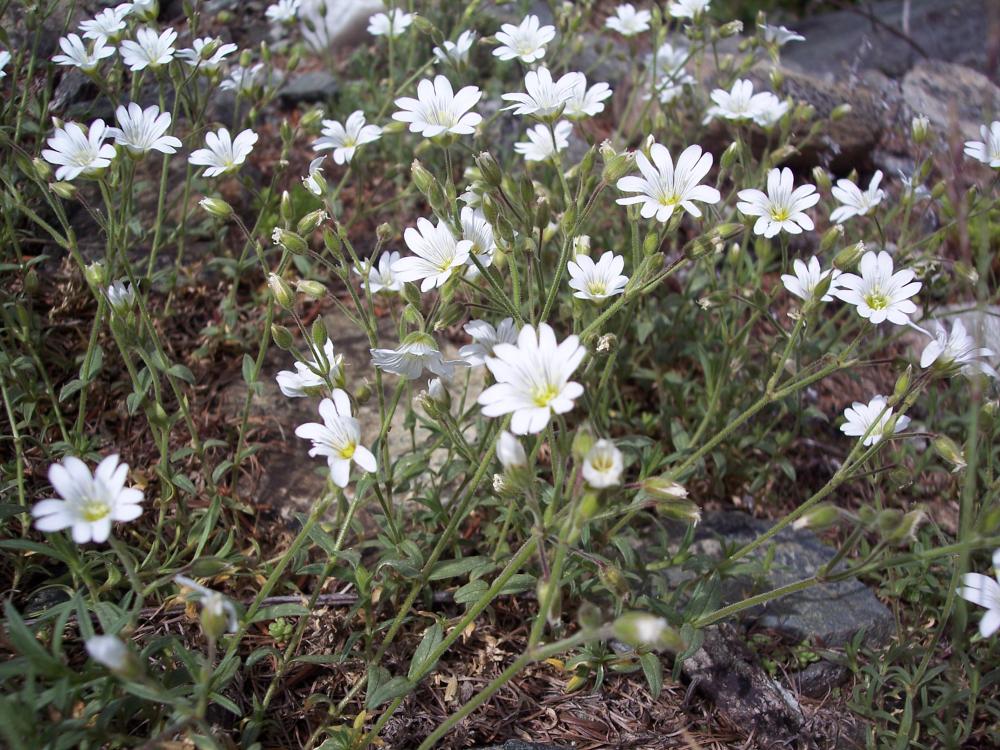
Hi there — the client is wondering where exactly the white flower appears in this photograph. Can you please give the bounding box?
[567,251,629,302]
[354,250,403,294]
[840,395,910,446]
[705,79,785,125]
[106,103,181,155]
[86,635,131,672]
[564,77,613,119]
[302,156,326,195]
[583,439,624,488]
[80,5,132,40]
[515,120,572,162]
[41,120,117,181]
[127,0,158,20]
[313,110,382,164]
[760,24,805,45]
[964,121,1000,168]
[780,256,840,302]
[106,280,136,311]
[459,318,519,366]
[959,549,1000,637]
[368,9,413,38]
[266,0,300,24]
[433,30,476,65]
[0,50,9,79]
[219,63,268,93]
[737,167,819,237]
[502,67,585,118]
[496,430,527,469]
[176,37,239,70]
[188,128,258,177]
[616,143,720,222]
[668,0,710,19]
[276,339,343,397]
[52,34,115,72]
[833,250,920,325]
[371,333,468,380]
[392,75,482,137]
[174,575,239,635]
[119,27,177,71]
[393,217,472,291]
[646,42,694,103]
[460,207,496,269]
[478,323,586,435]
[294,390,376,486]
[830,170,885,224]
[606,4,652,36]
[493,14,555,63]
[31,455,144,544]
[918,319,997,378]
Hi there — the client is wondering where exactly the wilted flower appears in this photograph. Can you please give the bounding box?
[830,170,885,224]
[276,339,343,397]
[313,110,382,164]
[459,318,519,366]
[840,395,910,446]
[496,430,527,469]
[493,14,555,63]
[918,319,997,378]
[106,280,136,311]
[174,575,239,639]
[80,5,131,40]
[52,34,115,72]
[959,549,1000,637]
[478,323,586,435]
[502,67,584,117]
[302,156,326,195]
[188,128,258,177]
[219,63,269,93]
[177,37,239,70]
[564,76,613,119]
[371,333,468,380]
[833,250,920,325]
[583,439,624,488]
[266,0,301,24]
[964,121,1000,168]
[368,9,413,37]
[567,251,629,302]
[354,251,404,294]
[668,0,710,19]
[295,389,376,487]
[393,217,472,291]
[606,4,652,36]
[119,26,177,71]
[31,455,144,544]
[460,207,496,269]
[780,256,840,302]
[106,103,182,155]
[392,75,482,137]
[515,120,572,162]
[86,634,136,675]
[42,120,117,181]
[433,30,477,65]
[616,142,720,222]
[737,167,819,237]
[759,24,805,45]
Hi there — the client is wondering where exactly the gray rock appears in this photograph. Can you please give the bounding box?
[279,71,339,106]
[901,61,1000,142]
[794,659,850,699]
[781,0,991,79]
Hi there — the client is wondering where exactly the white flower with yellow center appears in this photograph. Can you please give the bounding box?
[371,332,468,380]
[367,9,413,38]
[41,120,117,181]
[188,128,258,177]
[354,250,403,294]
[833,250,920,325]
[918,319,997,379]
[830,170,885,224]
[294,389,377,487]
[780,256,840,302]
[119,26,177,71]
[840,395,910,446]
[583,439,624,488]
[392,75,482,138]
[106,103,182,155]
[31,455,144,544]
[52,33,115,72]
[393,217,472,291]
[567,251,629,302]
[502,67,584,118]
[616,142,720,223]
[606,4,652,36]
[313,110,382,165]
[493,14,555,63]
[460,318,519,366]
[80,5,132,41]
[964,121,1000,168]
[478,323,586,435]
[514,120,572,162]
[276,339,343,398]
[737,167,819,237]
[177,37,239,71]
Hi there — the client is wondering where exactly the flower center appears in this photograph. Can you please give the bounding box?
[864,290,888,310]
[81,498,111,522]
[338,441,357,460]
[531,382,559,407]
[769,206,790,222]
[659,191,680,207]
[591,455,615,472]
[587,281,607,297]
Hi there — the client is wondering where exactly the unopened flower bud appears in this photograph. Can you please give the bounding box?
[536,578,562,626]
[411,159,434,194]
[601,147,635,183]
[354,379,372,404]
[571,427,594,461]
[830,103,852,120]
[719,20,743,37]
[769,67,784,91]
[475,152,503,188]
[86,635,141,679]
[297,209,328,235]
[811,166,832,193]
[300,107,324,130]
[892,365,912,401]
[33,157,52,181]
[833,241,865,271]
[268,273,294,308]
[932,435,966,472]
[887,508,926,546]
[271,323,293,349]
[820,224,843,252]
[199,196,233,218]
[496,430,527,469]
[598,564,630,598]
[911,115,930,144]
[640,476,688,500]
[50,181,77,200]
[535,196,551,230]
[411,14,435,35]
[791,503,841,531]
[654,498,702,525]
[720,140,741,170]
[294,280,325,301]
[612,612,684,652]
[84,261,107,288]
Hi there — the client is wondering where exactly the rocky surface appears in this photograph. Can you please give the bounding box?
[279,71,339,106]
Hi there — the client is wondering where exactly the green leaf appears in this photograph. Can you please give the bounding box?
[242,354,256,385]
[453,579,488,605]
[2,602,64,677]
[428,556,494,581]
[365,675,413,709]
[80,346,103,382]
[639,652,663,698]
[250,604,310,623]
[58,378,85,403]
[498,573,535,596]
[167,364,196,384]
[407,623,443,680]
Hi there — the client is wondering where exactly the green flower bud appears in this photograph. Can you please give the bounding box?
[475,152,503,188]
[719,20,744,37]
[199,196,233,219]
[84,261,107,288]
[311,318,328,349]
[887,508,926,546]
[323,227,342,257]
[601,146,635,183]
[911,115,930,144]
[932,435,966,472]
[50,181,77,200]
[892,365,912,401]
[830,103,852,120]
[296,279,326,300]
[355,379,373,404]
[268,273,294,309]
[297,209,328,235]
[598,564,630,599]
[279,190,292,224]
[411,159,434,194]
[411,15,435,35]
[819,224,844,252]
[642,231,660,257]
[273,228,308,255]
[833,241,865,271]
[33,157,52,181]
[791,503,841,531]
[811,166,832,193]
[571,426,594,460]
[640,476,688,500]
[720,140,741,170]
